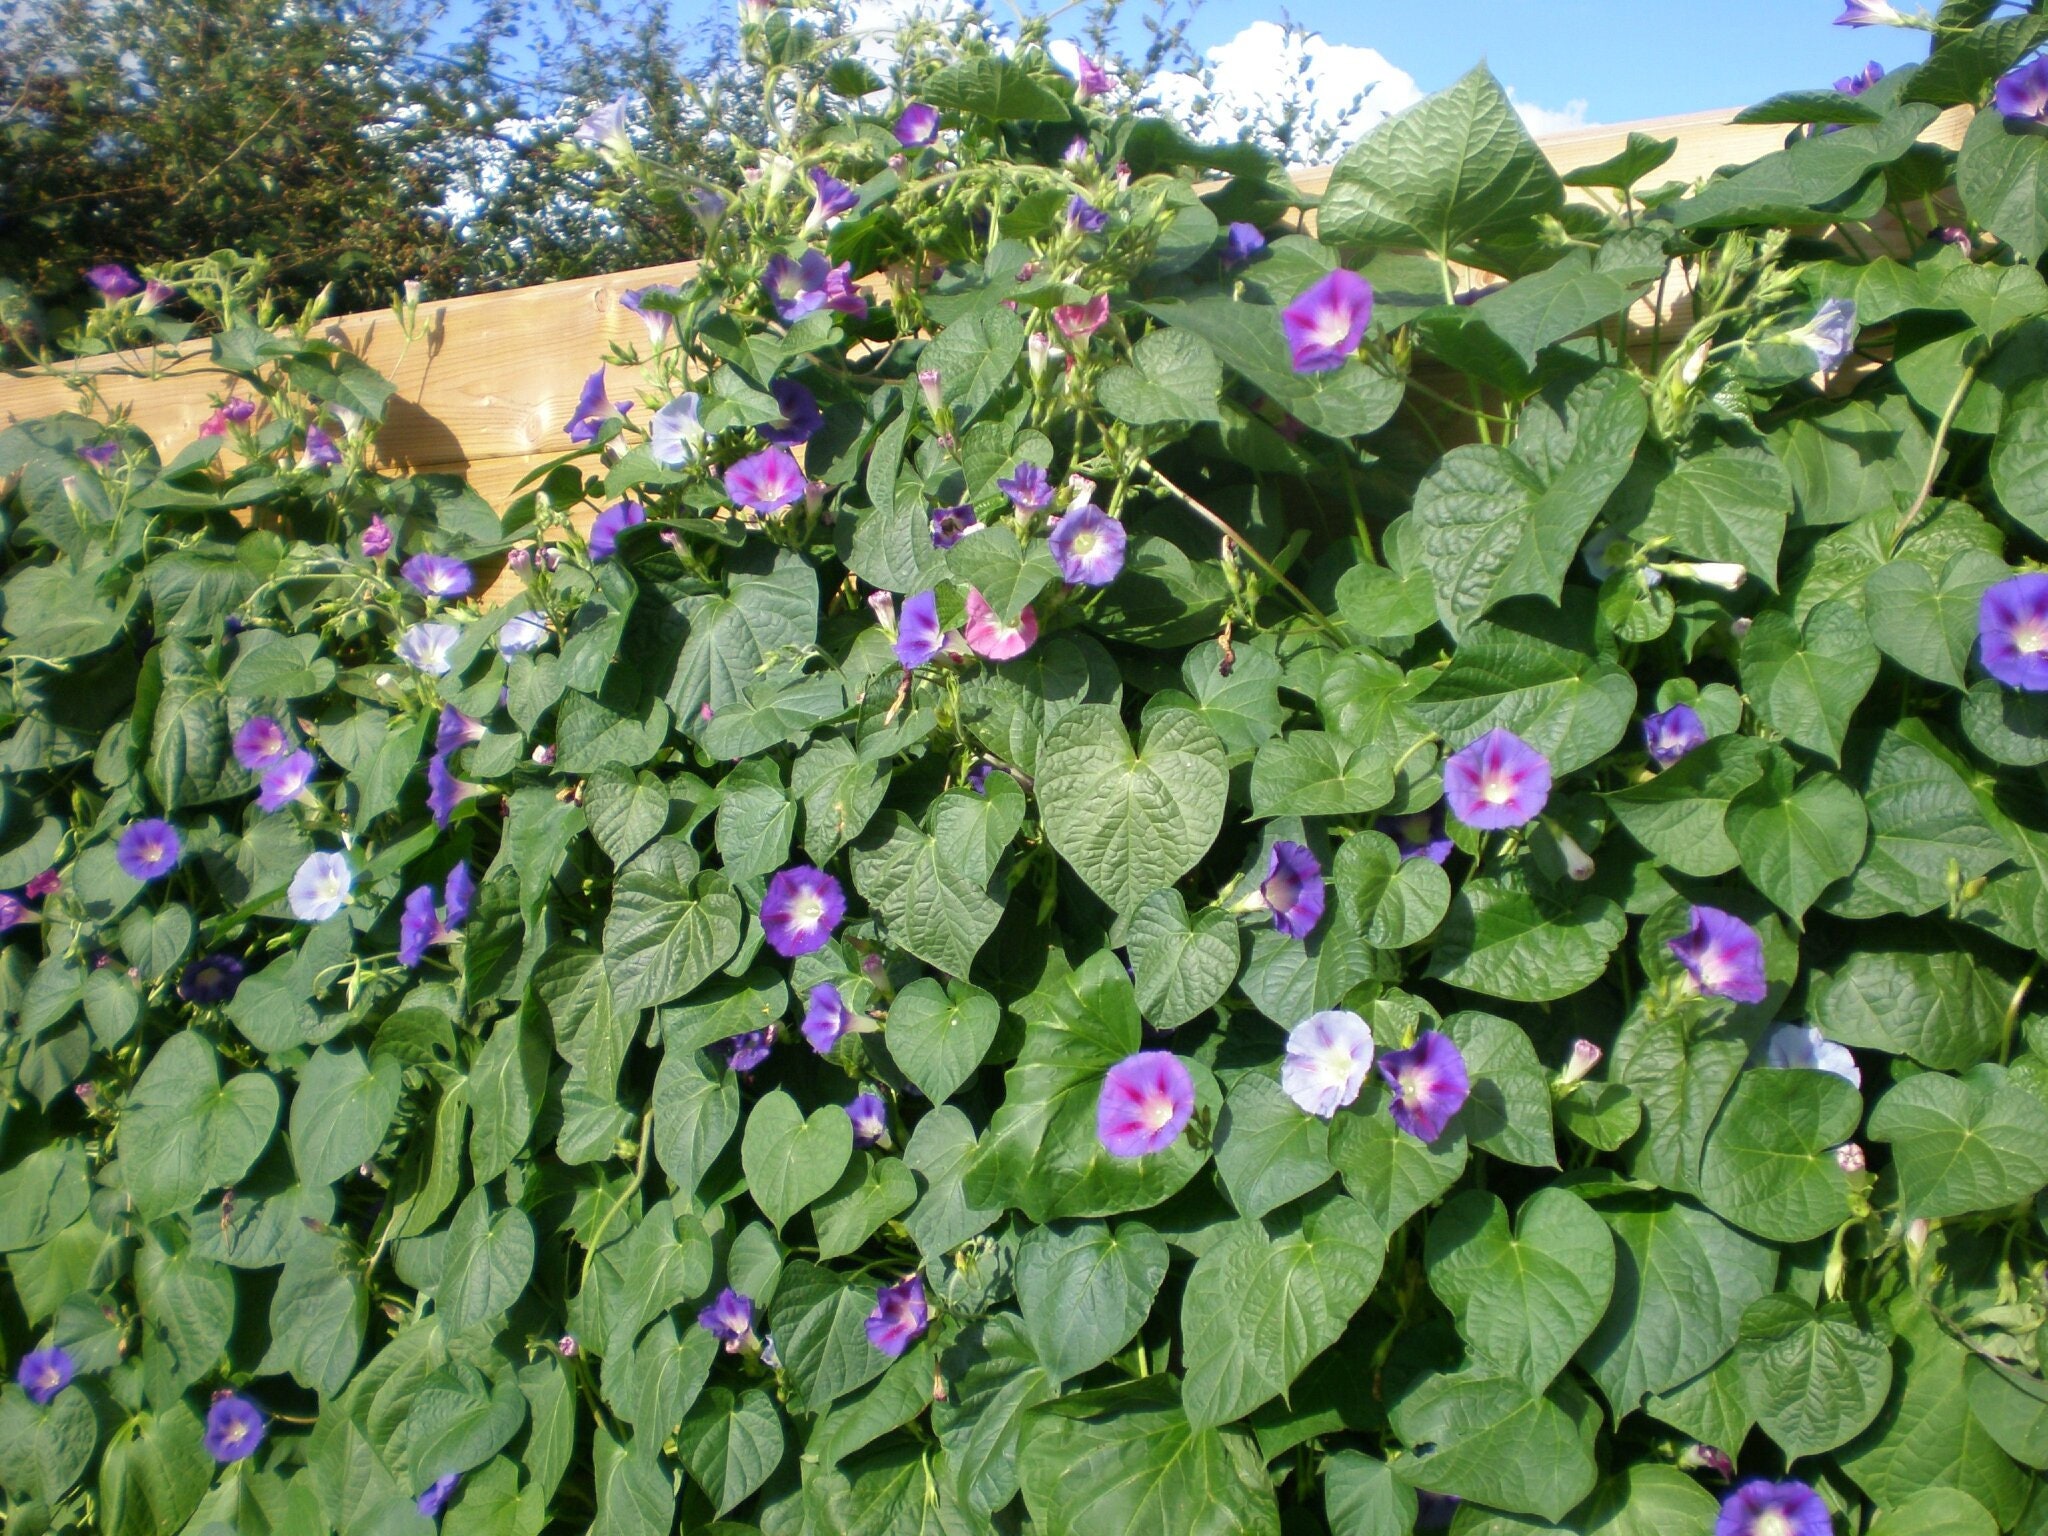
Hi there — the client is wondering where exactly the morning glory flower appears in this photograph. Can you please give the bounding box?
[256,749,317,813]
[1099,1052,1196,1157]
[289,851,353,922]
[497,611,550,657]
[417,1474,461,1519]
[1763,1024,1862,1088]
[574,94,633,149]
[25,869,56,899]
[619,283,679,347]
[1835,60,1885,96]
[698,1288,758,1352]
[1281,1010,1376,1119]
[179,953,246,1005]
[1067,195,1108,234]
[300,425,343,469]
[929,504,979,549]
[1261,841,1326,939]
[1379,810,1454,864]
[443,864,475,928]
[963,590,1038,661]
[1995,57,2048,123]
[563,366,612,444]
[427,754,482,829]
[1669,905,1769,1005]
[1378,1031,1471,1143]
[895,591,945,669]
[1048,505,1126,587]
[650,393,704,467]
[1053,293,1110,346]
[79,441,118,469]
[1981,573,2048,691]
[401,553,473,600]
[588,500,646,561]
[117,820,182,882]
[204,1393,267,1463]
[1715,1480,1832,1536]
[1559,1038,1603,1087]
[764,250,862,323]
[437,706,485,756]
[361,514,394,559]
[1075,52,1112,98]
[762,378,824,447]
[847,1091,889,1148]
[17,1346,75,1404]
[802,983,856,1053]
[1792,298,1857,372]
[723,1027,776,1072]
[1643,704,1708,767]
[895,102,939,147]
[1835,0,1902,23]
[1417,1492,1462,1531]
[1283,269,1373,374]
[807,166,860,226]
[865,1275,929,1356]
[397,622,462,676]
[400,872,471,968]
[1443,728,1552,830]
[85,263,143,299]
[233,716,290,770]
[725,448,807,514]
[1222,222,1266,268]
[0,895,27,933]
[761,865,846,957]
[998,462,1054,512]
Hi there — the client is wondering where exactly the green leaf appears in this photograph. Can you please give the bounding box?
[1561,133,1677,191]
[0,1142,90,1251]
[1868,1490,2000,1536]
[1957,108,2048,265]
[1812,944,2014,1070]
[922,55,1070,122]
[1427,873,1625,1003]
[602,867,743,1013]
[121,1031,279,1218]
[1323,1451,1416,1536]
[405,1362,529,1488]
[1737,1294,1892,1458]
[1725,751,1867,922]
[676,1386,784,1516]
[264,1238,365,1397]
[849,808,1005,977]
[1328,1078,1470,1230]
[1607,437,1793,588]
[1673,104,1940,229]
[741,1089,854,1231]
[1214,1071,1336,1221]
[1605,735,1769,879]
[0,1378,100,1505]
[1739,601,1879,766]
[1126,889,1240,1028]
[935,1314,1055,1514]
[1142,294,1405,439]
[1829,727,2010,918]
[1016,1219,1168,1385]
[1389,1368,1599,1523]
[1868,1066,2048,1219]
[1098,328,1224,426]
[946,525,1060,626]
[437,1188,535,1332]
[904,1107,1003,1266]
[812,1153,917,1261]
[1442,1010,1557,1168]
[468,1007,549,1183]
[1864,552,2007,691]
[1698,1068,1861,1242]
[290,1044,405,1188]
[772,1260,894,1410]
[137,1234,235,1394]
[884,977,1000,1104]
[1333,832,1451,949]
[651,1045,739,1196]
[961,634,1123,776]
[1965,1358,2048,1470]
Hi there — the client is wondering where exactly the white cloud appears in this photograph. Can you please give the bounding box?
[1509,88,1593,137]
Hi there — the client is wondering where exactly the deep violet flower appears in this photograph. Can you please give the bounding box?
[1417,1492,1462,1531]
[85,264,143,299]
[400,886,447,969]
[762,378,824,446]
[808,166,860,224]
[1052,294,1109,346]
[929,504,979,549]
[1222,222,1266,268]
[564,366,613,444]
[397,622,461,677]
[437,706,485,756]
[1378,1031,1471,1144]
[401,553,474,600]
[588,500,647,561]
[1995,57,2048,123]
[204,1394,266,1463]
[1067,195,1108,234]
[1282,1010,1375,1119]
[761,865,845,957]
[865,1275,929,1356]
[1836,0,1902,22]
[1074,52,1112,98]
[894,590,945,669]
[300,425,342,469]
[1792,298,1857,372]
[1048,504,1125,587]
[1443,729,1552,831]
[847,1091,888,1148]
[1283,269,1372,374]
[79,441,118,468]
[1763,1024,1861,1088]
[619,283,680,346]
[1643,704,1708,767]
[698,1288,758,1352]
[1715,1480,1832,1536]
[963,590,1037,661]
[723,1028,775,1072]
[361,514,394,559]
[802,982,856,1053]
[1669,905,1769,1005]
[998,461,1054,512]
[233,716,290,770]
[1979,572,2048,690]
[1261,841,1325,939]
[17,1346,75,1404]
[0,894,27,932]
[1834,60,1884,96]
[1098,1051,1196,1157]
[650,393,705,467]
[763,251,865,324]
[725,448,807,514]
[1379,810,1453,865]
[256,749,317,813]
[443,863,475,928]
[427,754,482,829]
[116,820,181,882]
[417,1474,461,1519]
[895,103,939,147]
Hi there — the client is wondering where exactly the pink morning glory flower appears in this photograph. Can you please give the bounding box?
[1283,269,1372,374]
[1281,1010,1375,1119]
[17,1346,75,1405]
[1053,293,1109,346]
[1261,841,1325,939]
[895,103,939,147]
[762,378,824,446]
[929,504,979,549]
[698,1288,758,1352]
[256,749,317,813]
[1763,1024,1861,1088]
[761,865,845,957]
[865,1275,928,1356]
[1075,53,1112,98]
[1715,1480,1832,1536]
[1980,572,2048,690]
[24,869,58,900]
[204,1393,266,1463]
[1443,728,1552,830]
[998,462,1053,512]
[1643,704,1707,767]
[1378,810,1453,865]
[233,716,290,771]
[1097,1051,1196,1157]
[1378,1031,1470,1143]
[847,1091,888,1148]
[401,553,473,600]
[1222,222,1266,267]
[84,264,143,299]
[1669,905,1769,1005]
[802,982,855,1053]
[116,820,181,882]
[894,590,945,669]
[963,589,1037,661]
[1049,505,1126,587]
[588,499,646,561]
[724,448,807,514]
[1996,57,2048,123]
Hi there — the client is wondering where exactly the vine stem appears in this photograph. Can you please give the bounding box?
[1140,461,1344,641]
[578,1108,656,1283]
[1889,354,1981,554]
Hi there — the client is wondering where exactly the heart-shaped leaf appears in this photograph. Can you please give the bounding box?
[122,1031,279,1218]
[1016,1219,1168,1384]
[742,1090,854,1230]
[1737,1294,1892,1458]
[885,977,1000,1104]
[1125,889,1240,1027]
[1699,1068,1861,1242]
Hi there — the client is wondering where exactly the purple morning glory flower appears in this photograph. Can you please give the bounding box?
[1222,222,1266,267]
[79,441,119,469]
[564,366,612,444]
[400,885,450,968]
[1763,1024,1861,1088]
[802,982,855,1053]
[724,448,808,514]
[300,425,342,469]
[1261,841,1325,939]
[895,102,939,147]
[761,378,824,448]
[998,462,1053,512]
[1282,1010,1375,1119]
[1995,56,2048,123]
[361,515,394,559]
[761,865,846,957]
[620,284,680,347]
[1075,52,1111,98]
[808,166,860,222]
[117,820,181,882]
[497,611,550,657]
[821,262,868,320]
[437,706,485,756]
[1835,0,1901,23]
[895,590,945,669]
[1378,1031,1470,1144]
[1048,504,1126,587]
[1283,269,1373,374]
[233,716,290,771]
[1980,572,2048,690]
[1443,728,1552,831]
[763,250,836,323]
[1097,1051,1196,1158]
[1066,195,1108,234]
[1716,1480,1832,1536]
[847,1091,888,1148]
[84,264,143,299]
[1669,905,1769,1005]
[427,754,481,830]
[257,749,317,813]
[443,864,475,929]
[0,894,27,933]
[651,393,704,467]
[575,94,632,148]
[929,504,979,549]
[865,1275,928,1356]
[723,1028,776,1072]
[17,1346,75,1405]
[417,1474,461,1519]
[1643,704,1708,767]
[401,553,474,600]
[1795,299,1857,372]
[1835,60,1885,96]
[1379,810,1453,865]
[589,500,646,561]
[699,1288,758,1352]
[204,1393,266,1463]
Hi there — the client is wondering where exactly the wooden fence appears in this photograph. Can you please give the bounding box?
[0,106,1972,524]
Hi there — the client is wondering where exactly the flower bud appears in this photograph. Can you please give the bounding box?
[1553,828,1595,881]
[1835,1142,1866,1173]
[558,1334,579,1358]
[1677,1444,1734,1480]
[917,368,945,415]
[867,590,897,634]
[532,744,556,766]
[1681,341,1710,385]
[507,547,531,573]
[1063,136,1089,164]
[403,279,423,307]
[1066,474,1097,507]
[1560,1039,1603,1087]
[1655,560,1748,591]
[1906,1217,1930,1260]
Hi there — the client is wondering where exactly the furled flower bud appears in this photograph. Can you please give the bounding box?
[1835,1142,1867,1173]
[1677,1444,1734,1480]
[1559,1039,1603,1087]
[1680,341,1710,385]
[532,744,556,765]
[558,1334,579,1358]
[867,590,897,633]
[917,368,944,415]
[1028,331,1058,380]
[1654,560,1747,590]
